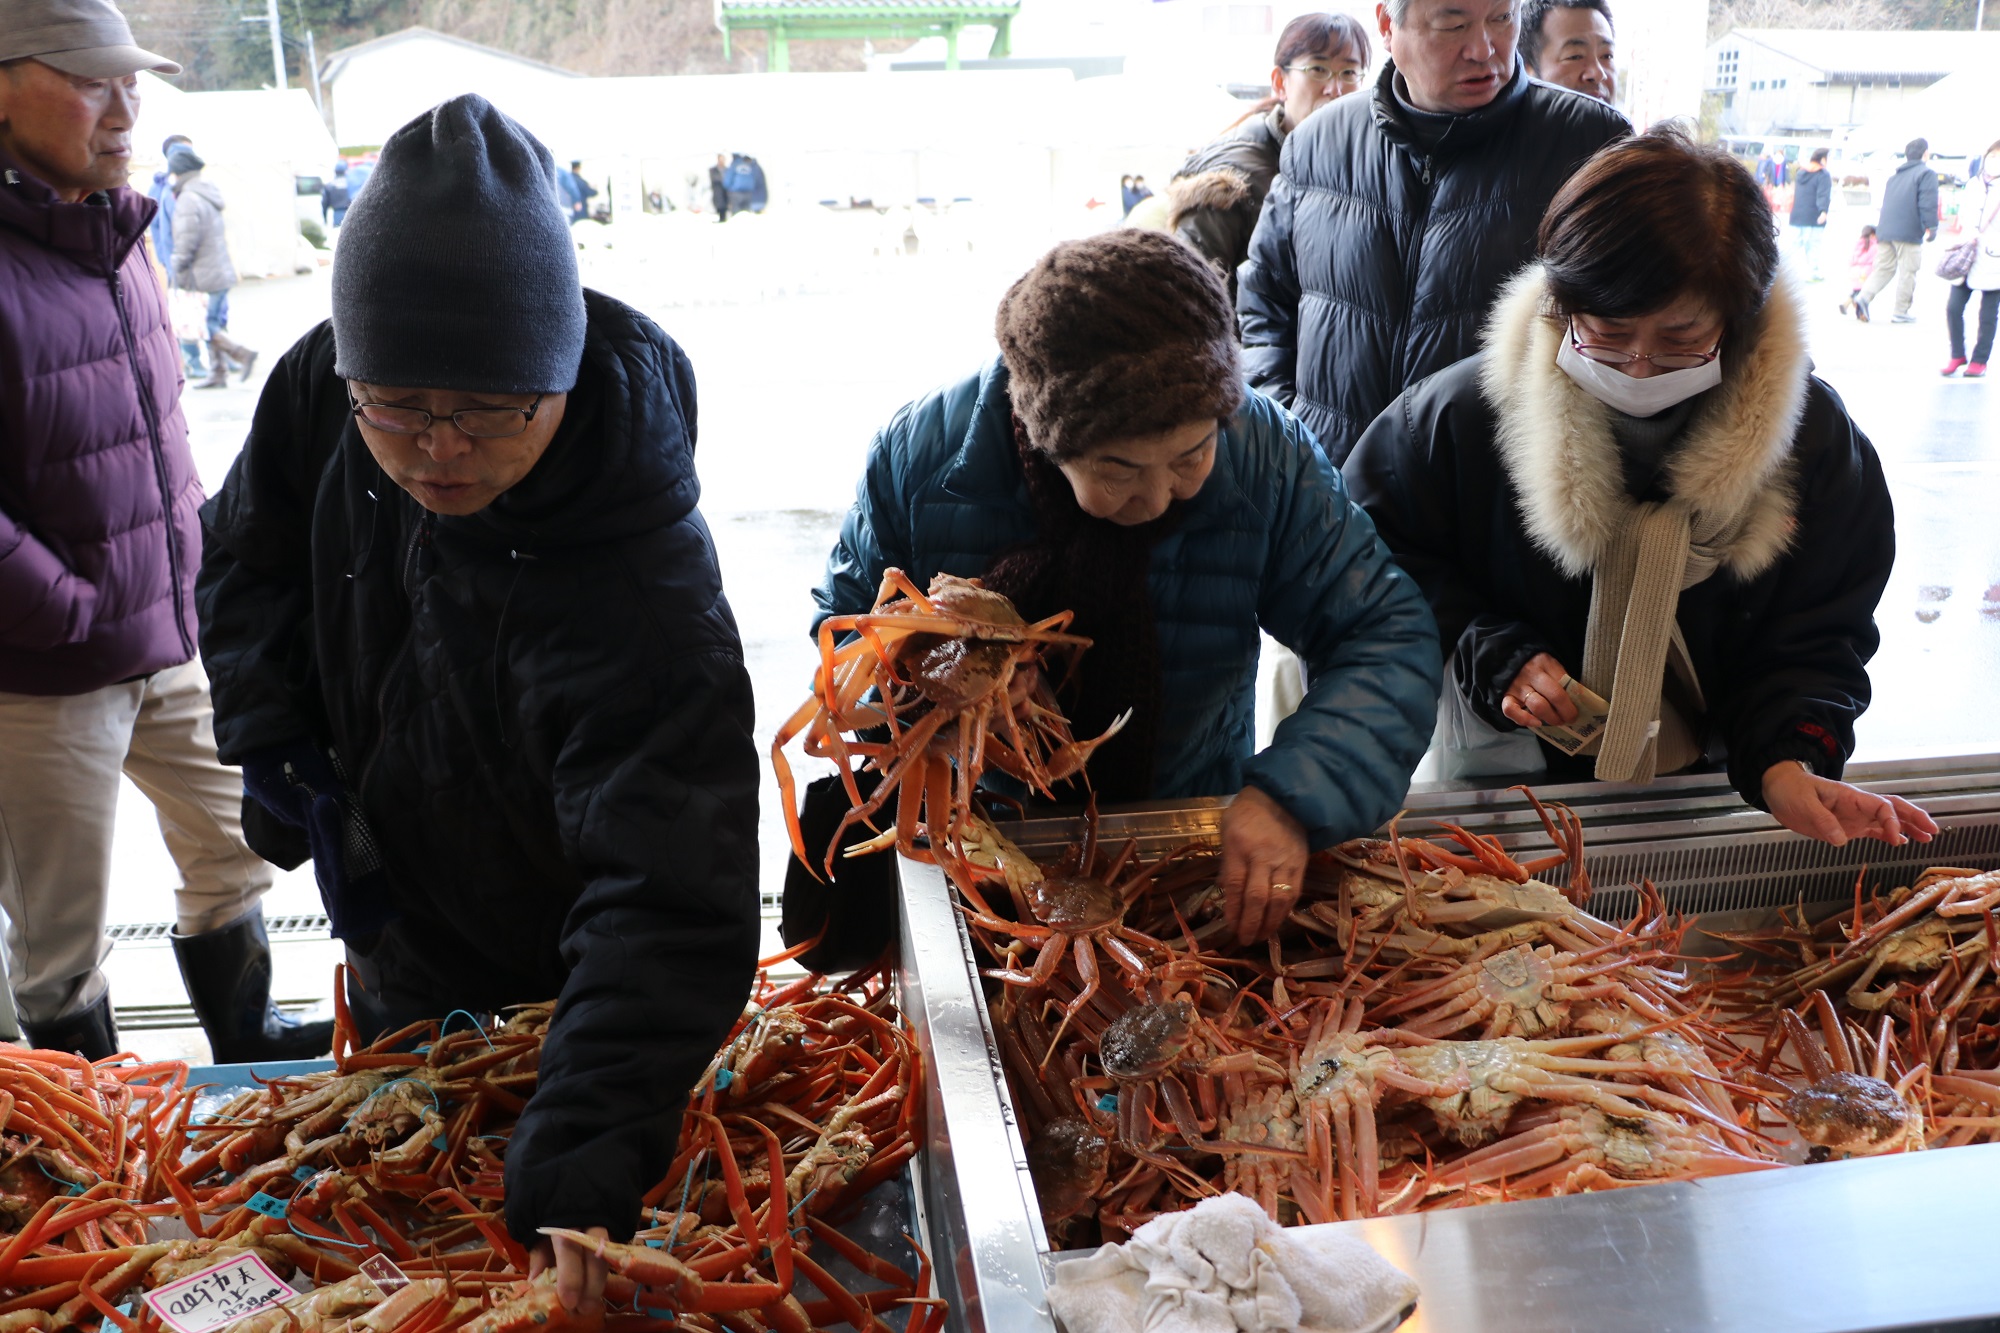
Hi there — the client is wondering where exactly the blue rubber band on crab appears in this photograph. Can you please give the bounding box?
[35,1161,91,1195]
[1097,1094,1118,1113]
[440,1009,497,1050]
[713,1069,735,1090]
[643,1238,665,1249]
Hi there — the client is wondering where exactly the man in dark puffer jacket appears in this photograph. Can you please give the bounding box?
[1237,0,1627,465]
[196,97,759,1312]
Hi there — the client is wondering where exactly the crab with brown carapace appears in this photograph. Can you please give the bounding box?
[772,568,1127,882]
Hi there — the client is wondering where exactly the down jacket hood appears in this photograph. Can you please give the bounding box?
[175,176,223,211]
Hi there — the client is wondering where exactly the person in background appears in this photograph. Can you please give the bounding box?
[1347,128,1935,848]
[723,152,754,218]
[1788,146,1832,282]
[708,152,728,220]
[0,0,334,1064]
[197,95,759,1311]
[1120,173,1137,215]
[166,142,257,388]
[1519,0,1615,104]
[1854,138,1939,324]
[147,131,203,377]
[1165,12,1372,299]
[1942,139,2000,378]
[1840,223,1878,316]
[321,159,350,227]
[1238,0,1627,466]
[559,157,596,224]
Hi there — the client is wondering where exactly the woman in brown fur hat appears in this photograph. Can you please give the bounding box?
[804,228,1440,947]
[1346,128,1934,847]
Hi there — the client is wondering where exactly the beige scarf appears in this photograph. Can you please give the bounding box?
[1576,504,1732,782]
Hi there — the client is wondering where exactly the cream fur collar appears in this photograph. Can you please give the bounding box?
[1478,266,1810,580]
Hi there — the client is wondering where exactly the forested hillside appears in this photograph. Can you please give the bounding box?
[124,0,1986,93]
[126,0,897,91]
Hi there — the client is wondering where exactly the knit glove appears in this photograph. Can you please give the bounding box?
[239,740,398,944]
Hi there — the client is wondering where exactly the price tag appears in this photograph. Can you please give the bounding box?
[142,1254,291,1333]
[359,1254,409,1297]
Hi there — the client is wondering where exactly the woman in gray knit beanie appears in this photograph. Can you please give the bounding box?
[794,228,1440,961]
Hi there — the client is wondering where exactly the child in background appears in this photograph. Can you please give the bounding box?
[1841,225,1879,315]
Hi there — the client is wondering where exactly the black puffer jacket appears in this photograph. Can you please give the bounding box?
[1344,271,1894,805]
[1166,108,1286,299]
[1237,61,1627,464]
[195,290,760,1245]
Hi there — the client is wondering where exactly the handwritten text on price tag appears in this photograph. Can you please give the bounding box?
[142,1253,291,1333]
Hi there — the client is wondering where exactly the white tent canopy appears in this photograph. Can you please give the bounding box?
[131,75,338,279]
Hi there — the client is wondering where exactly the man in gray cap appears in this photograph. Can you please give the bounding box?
[0,0,333,1062]
[197,94,759,1311]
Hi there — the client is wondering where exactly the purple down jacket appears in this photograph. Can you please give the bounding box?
[0,150,201,694]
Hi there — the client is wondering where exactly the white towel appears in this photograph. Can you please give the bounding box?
[1047,1193,1419,1333]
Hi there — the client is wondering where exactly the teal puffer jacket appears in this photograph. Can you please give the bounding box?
[813,358,1441,848]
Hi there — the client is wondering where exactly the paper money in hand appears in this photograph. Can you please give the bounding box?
[1526,676,1611,757]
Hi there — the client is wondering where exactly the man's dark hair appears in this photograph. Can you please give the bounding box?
[1519,0,1614,72]
[1274,12,1373,72]
[570,159,583,170]
[1538,126,1778,335]
[1810,147,1828,163]
[162,134,191,153]
[1906,138,1929,162]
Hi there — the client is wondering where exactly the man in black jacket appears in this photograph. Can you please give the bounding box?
[1855,138,1939,323]
[1787,147,1832,283]
[1237,0,1627,464]
[195,96,759,1313]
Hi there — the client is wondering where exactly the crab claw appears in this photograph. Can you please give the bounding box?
[536,1229,702,1306]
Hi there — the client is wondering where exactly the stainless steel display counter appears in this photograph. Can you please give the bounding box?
[893,755,2000,1333]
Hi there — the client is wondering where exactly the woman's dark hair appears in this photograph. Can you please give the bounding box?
[1274,12,1372,72]
[1538,126,1779,331]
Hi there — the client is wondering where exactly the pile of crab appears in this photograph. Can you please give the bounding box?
[769,572,1985,1246]
[0,960,941,1333]
[958,793,1948,1248]
[1709,864,2000,1154]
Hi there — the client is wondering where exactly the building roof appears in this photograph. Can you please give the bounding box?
[320,26,580,83]
[1713,27,2000,83]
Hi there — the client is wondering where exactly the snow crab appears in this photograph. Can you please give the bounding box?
[772,568,1123,879]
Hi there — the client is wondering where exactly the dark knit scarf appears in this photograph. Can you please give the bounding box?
[979,418,1184,803]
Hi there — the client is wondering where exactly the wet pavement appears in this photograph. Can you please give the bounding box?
[90,213,2000,1057]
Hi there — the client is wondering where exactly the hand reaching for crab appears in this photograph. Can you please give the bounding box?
[529,1225,609,1315]
[1221,785,1308,943]
[1762,760,1938,848]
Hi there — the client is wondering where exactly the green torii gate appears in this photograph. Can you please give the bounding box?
[717,1,1019,73]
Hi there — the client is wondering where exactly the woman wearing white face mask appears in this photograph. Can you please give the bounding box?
[1345,127,1937,849]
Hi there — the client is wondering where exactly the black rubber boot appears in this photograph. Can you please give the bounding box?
[22,992,119,1062]
[172,907,334,1064]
